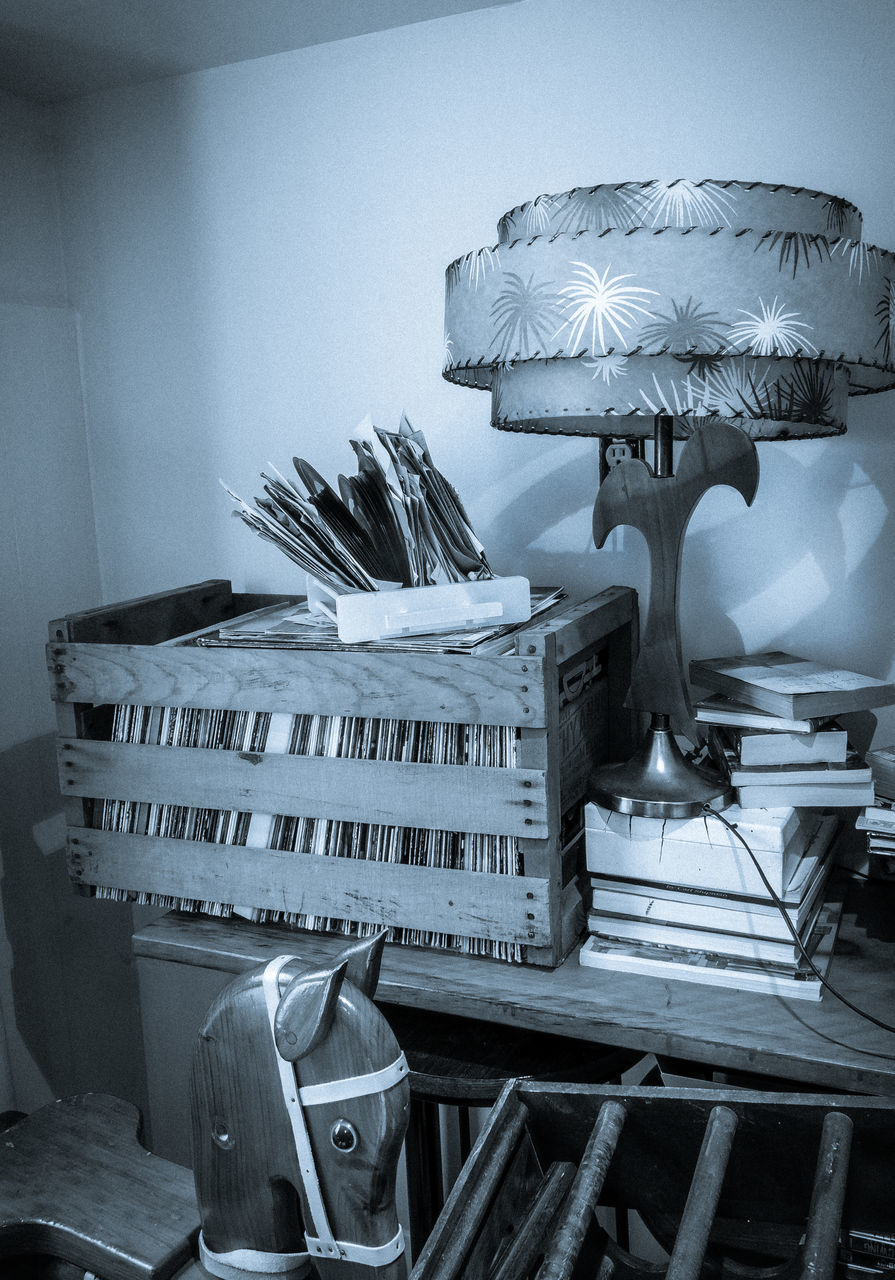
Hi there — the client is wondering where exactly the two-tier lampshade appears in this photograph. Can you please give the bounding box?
[443,179,895,439]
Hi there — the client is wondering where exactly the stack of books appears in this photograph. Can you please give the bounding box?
[701,705,874,809]
[856,746,895,868]
[866,744,895,797]
[690,652,895,809]
[579,802,841,999]
[840,1228,895,1280]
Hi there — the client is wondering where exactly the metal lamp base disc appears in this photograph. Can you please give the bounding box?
[591,724,733,819]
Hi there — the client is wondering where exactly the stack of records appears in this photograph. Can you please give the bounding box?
[856,746,895,870]
[579,803,841,999]
[96,701,525,959]
[689,651,895,809]
[222,414,493,594]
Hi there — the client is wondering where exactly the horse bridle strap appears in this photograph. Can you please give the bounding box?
[199,1230,405,1276]
[264,954,406,1268]
[198,1233,311,1280]
[199,1225,405,1277]
[298,1053,408,1107]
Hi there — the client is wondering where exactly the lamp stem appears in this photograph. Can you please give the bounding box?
[653,413,674,478]
[589,414,756,817]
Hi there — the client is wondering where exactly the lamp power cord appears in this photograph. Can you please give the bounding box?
[701,805,895,1038]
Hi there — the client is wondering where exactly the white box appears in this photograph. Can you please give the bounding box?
[584,803,809,896]
[307,575,531,644]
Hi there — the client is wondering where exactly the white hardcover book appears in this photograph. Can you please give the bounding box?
[856,802,895,834]
[589,815,833,911]
[578,901,842,1001]
[736,781,874,809]
[689,652,895,721]
[586,899,823,964]
[736,726,848,766]
[590,849,833,942]
[694,695,822,734]
[585,803,808,896]
[728,754,871,786]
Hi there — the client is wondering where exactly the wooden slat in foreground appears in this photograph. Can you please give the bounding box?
[58,738,548,837]
[71,828,553,945]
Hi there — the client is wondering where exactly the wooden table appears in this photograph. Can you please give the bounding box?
[134,874,895,1110]
[131,874,895,1260]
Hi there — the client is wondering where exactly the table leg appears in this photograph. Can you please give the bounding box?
[406,1096,444,1258]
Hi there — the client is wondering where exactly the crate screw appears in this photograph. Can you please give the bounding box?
[524,817,533,825]
[521,665,528,673]
[526,891,534,899]
[527,930,536,939]
[526,912,534,920]
[522,707,530,715]
[527,645,537,654]
[520,685,528,693]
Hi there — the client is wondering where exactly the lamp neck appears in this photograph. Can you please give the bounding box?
[654,414,674,478]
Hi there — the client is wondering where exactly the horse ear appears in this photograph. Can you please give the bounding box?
[332,929,387,999]
[274,961,347,1062]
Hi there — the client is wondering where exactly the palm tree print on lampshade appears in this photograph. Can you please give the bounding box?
[443,179,895,441]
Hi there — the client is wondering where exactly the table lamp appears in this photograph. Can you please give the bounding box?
[443,179,895,817]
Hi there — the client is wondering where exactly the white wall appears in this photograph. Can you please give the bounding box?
[54,0,895,752]
[0,88,150,1115]
[0,90,79,1112]
[0,90,68,305]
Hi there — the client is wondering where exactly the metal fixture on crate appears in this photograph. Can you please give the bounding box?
[443,179,895,816]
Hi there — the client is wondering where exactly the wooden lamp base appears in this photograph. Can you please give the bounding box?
[591,414,759,817]
[591,713,733,819]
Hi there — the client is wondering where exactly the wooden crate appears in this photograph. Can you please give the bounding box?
[48,580,636,967]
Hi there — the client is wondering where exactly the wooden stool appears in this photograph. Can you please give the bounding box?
[0,1093,197,1279]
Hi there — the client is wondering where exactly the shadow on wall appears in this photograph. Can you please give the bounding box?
[0,733,148,1115]
[477,406,895,759]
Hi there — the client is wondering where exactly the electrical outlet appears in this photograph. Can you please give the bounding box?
[605,440,634,467]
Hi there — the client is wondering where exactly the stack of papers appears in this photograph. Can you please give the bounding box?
[198,588,566,654]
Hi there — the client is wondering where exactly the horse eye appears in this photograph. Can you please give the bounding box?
[330,1119,358,1152]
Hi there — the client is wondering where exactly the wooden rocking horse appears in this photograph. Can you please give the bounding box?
[191,930,410,1280]
[0,929,410,1280]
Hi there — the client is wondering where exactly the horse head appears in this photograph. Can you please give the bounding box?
[190,930,410,1280]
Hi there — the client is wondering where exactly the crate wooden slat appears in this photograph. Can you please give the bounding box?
[51,642,545,726]
[48,580,637,966]
[69,829,553,945]
[58,740,548,837]
[49,580,264,645]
